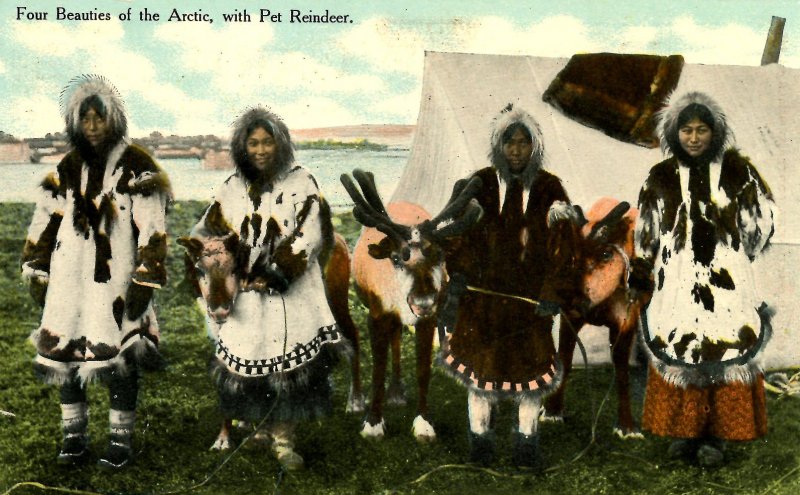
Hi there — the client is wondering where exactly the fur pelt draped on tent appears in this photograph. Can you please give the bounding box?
[542,53,684,148]
[391,51,800,368]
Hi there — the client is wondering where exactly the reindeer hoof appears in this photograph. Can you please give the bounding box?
[412,415,436,443]
[613,426,644,440]
[386,383,407,406]
[360,419,386,439]
[210,437,231,451]
[346,393,366,414]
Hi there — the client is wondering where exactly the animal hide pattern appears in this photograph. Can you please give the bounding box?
[544,53,684,147]
[636,150,775,387]
[442,105,578,398]
[198,166,344,388]
[22,143,171,385]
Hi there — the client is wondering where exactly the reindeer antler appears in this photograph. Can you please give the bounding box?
[423,176,484,240]
[588,201,631,241]
[340,169,411,249]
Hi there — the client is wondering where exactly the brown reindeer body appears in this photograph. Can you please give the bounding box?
[353,202,442,441]
[544,197,648,438]
[180,230,362,449]
[341,169,483,441]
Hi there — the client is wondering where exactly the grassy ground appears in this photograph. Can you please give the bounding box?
[0,202,798,495]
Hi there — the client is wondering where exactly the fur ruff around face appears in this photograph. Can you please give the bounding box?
[60,74,127,149]
[489,104,545,188]
[230,107,295,185]
[656,91,733,164]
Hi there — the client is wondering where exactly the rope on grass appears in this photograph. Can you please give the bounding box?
[1,482,104,495]
[759,464,800,495]
[158,293,292,495]
[410,286,619,488]
[411,463,526,484]
[765,371,800,399]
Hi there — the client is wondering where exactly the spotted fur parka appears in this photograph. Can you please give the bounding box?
[635,91,776,388]
[193,107,343,397]
[22,75,171,385]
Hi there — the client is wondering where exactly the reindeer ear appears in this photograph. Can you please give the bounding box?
[177,237,203,258]
[368,237,395,259]
[223,233,240,253]
[204,202,233,237]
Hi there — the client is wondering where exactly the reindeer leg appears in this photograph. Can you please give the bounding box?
[211,418,233,451]
[361,314,394,438]
[412,317,436,442]
[610,325,642,439]
[326,256,364,413]
[336,306,363,414]
[543,316,581,422]
[386,323,406,406]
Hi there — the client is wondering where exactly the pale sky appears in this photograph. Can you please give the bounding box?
[1,0,797,138]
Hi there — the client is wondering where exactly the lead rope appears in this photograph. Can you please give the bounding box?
[456,282,620,471]
[159,291,290,495]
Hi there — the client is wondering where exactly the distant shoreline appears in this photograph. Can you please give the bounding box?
[0,123,415,164]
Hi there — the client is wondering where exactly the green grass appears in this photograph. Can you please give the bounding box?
[1,202,798,495]
[295,139,388,151]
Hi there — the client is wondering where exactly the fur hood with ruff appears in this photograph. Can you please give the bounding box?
[489,103,545,188]
[230,107,295,184]
[656,91,733,165]
[60,74,127,149]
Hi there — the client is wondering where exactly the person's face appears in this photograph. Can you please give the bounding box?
[81,107,109,148]
[246,127,277,171]
[503,128,533,173]
[678,117,713,158]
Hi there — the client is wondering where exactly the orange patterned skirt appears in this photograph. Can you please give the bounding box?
[642,367,767,441]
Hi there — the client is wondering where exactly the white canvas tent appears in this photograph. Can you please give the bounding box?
[392,51,800,368]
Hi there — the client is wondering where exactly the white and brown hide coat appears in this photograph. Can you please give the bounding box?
[198,165,342,391]
[635,92,776,388]
[441,105,576,399]
[22,143,170,385]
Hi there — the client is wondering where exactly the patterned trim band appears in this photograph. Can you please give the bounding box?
[215,324,340,377]
[441,342,558,392]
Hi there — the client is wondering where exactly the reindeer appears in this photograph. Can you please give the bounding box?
[178,203,363,450]
[542,197,651,438]
[341,169,482,441]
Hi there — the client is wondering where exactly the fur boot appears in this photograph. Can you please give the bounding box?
[270,422,304,471]
[512,431,544,471]
[98,409,135,470]
[468,430,496,466]
[57,402,89,465]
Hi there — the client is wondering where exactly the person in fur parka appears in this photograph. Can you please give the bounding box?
[439,103,580,469]
[635,91,776,467]
[188,107,345,470]
[21,75,171,469]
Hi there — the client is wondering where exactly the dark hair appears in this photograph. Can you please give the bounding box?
[231,108,294,184]
[244,120,276,151]
[676,103,715,131]
[666,103,725,165]
[73,94,123,162]
[79,94,108,121]
[501,122,533,144]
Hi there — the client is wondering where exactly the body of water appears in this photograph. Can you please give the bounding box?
[0,148,409,211]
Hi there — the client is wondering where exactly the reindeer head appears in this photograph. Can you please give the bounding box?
[574,199,637,312]
[178,203,244,324]
[342,169,483,319]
